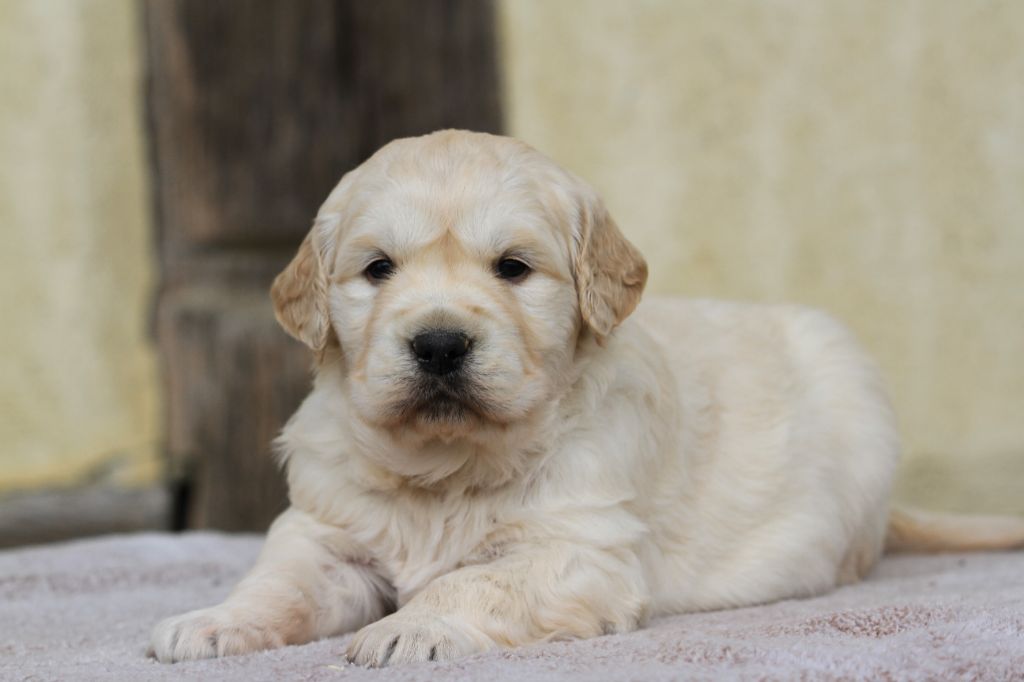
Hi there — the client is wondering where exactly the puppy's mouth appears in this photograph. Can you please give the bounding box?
[391,374,488,425]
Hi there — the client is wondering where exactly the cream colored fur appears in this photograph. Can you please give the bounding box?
[151,130,906,666]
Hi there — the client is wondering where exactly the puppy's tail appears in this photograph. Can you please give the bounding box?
[885,506,1024,553]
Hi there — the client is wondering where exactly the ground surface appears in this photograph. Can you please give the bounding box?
[2,532,1022,681]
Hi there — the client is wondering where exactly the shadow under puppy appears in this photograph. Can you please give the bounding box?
[150,130,1024,667]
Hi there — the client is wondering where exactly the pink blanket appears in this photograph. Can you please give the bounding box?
[2,532,1022,681]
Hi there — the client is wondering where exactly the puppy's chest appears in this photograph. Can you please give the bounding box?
[352,491,512,600]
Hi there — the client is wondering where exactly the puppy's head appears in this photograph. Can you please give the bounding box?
[272,130,646,443]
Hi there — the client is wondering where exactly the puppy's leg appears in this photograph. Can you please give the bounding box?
[346,540,648,667]
[150,508,392,662]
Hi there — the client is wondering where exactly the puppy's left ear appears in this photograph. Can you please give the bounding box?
[271,217,338,351]
[573,192,648,340]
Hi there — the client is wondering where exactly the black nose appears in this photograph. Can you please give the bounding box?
[411,330,471,375]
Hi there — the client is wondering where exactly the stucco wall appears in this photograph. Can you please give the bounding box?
[2,1,1021,516]
[500,1,1024,513]
[0,1,159,492]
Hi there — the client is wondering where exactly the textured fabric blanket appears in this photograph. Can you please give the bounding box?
[1,532,1022,681]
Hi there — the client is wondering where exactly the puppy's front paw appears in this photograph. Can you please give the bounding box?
[346,611,493,667]
[149,607,285,663]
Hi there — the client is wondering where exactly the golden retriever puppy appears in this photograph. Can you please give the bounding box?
[150,130,1024,666]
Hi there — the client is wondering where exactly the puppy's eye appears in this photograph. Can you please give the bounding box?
[365,258,395,282]
[496,258,531,282]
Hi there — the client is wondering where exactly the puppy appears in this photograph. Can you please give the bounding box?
[151,130,1024,666]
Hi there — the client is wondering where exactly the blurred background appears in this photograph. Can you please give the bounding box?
[1,0,1021,547]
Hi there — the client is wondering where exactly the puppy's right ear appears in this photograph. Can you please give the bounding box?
[271,218,337,351]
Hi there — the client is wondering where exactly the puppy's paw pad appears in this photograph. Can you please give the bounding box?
[346,612,491,667]
[149,607,283,663]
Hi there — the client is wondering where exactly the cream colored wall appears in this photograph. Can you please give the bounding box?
[0,1,159,492]
[500,1,1024,513]
[2,1,1020,515]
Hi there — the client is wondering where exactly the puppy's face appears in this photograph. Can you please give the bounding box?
[328,151,578,438]
[272,131,646,447]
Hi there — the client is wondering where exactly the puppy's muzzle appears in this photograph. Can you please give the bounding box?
[411,329,472,376]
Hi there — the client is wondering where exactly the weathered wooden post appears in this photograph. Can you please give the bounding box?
[144,0,502,530]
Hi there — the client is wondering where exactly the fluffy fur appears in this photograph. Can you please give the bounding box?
[149,130,1022,667]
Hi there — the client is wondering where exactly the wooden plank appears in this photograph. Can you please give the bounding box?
[144,0,503,531]
[158,287,307,531]
[0,486,169,549]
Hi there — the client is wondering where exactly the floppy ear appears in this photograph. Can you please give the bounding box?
[271,222,335,351]
[573,194,648,340]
